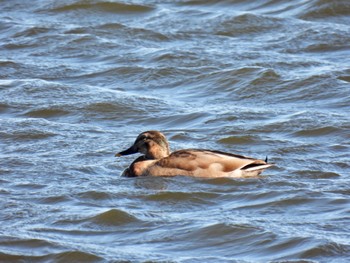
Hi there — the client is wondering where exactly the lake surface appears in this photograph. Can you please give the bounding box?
[1,0,350,262]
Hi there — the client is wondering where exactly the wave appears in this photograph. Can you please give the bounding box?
[298,0,350,21]
[293,126,343,138]
[145,191,219,205]
[0,118,58,141]
[294,170,341,179]
[0,250,103,262]
[48,0,154,14]
[98,23,169,41]
[0,78,173,124]
[24,108,71,119]
[218,135,259,145]
[60,208,142,227]
[215,13,285,37]
[281,26,350,53]
[88,209,140,226]
[0,236,102,262]
[299,241,350,259]
[175,0,349,22]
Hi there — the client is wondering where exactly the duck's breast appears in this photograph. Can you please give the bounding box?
[130,159,157,176]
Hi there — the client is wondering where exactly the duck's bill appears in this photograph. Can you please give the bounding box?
[115,146,138,157]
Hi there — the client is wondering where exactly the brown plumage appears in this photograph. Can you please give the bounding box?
[115,131,273,178]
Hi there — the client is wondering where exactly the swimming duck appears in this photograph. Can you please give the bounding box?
[115,130,273,178]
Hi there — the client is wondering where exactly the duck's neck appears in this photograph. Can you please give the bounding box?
[146,143,170,160]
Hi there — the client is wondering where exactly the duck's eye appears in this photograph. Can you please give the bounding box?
[137,134,148,142]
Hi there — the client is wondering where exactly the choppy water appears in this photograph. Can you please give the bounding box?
[1,0,350,262]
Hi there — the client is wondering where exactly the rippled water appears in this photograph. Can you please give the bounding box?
[1,0,350,262]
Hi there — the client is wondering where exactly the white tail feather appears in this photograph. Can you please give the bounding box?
[244,164,274,172]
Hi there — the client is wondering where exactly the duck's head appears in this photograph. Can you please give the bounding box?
[115,130,170,159]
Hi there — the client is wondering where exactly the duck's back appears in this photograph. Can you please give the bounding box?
[147,149,272,178]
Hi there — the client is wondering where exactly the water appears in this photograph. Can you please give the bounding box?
[1,0,349,262]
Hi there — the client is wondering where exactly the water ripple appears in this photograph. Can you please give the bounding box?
[1,0,349,262]
[48,1,155,14]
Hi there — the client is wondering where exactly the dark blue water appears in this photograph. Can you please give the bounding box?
[1,0,349,262]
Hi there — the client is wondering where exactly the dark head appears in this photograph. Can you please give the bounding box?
[115,131,170,159]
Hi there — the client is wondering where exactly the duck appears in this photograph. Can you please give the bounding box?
[115,130,273,178]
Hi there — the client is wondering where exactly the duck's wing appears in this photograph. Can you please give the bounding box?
[149,149,272,178]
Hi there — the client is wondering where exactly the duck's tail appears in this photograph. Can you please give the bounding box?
[240,156,274,177]
[241,163,274,177]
